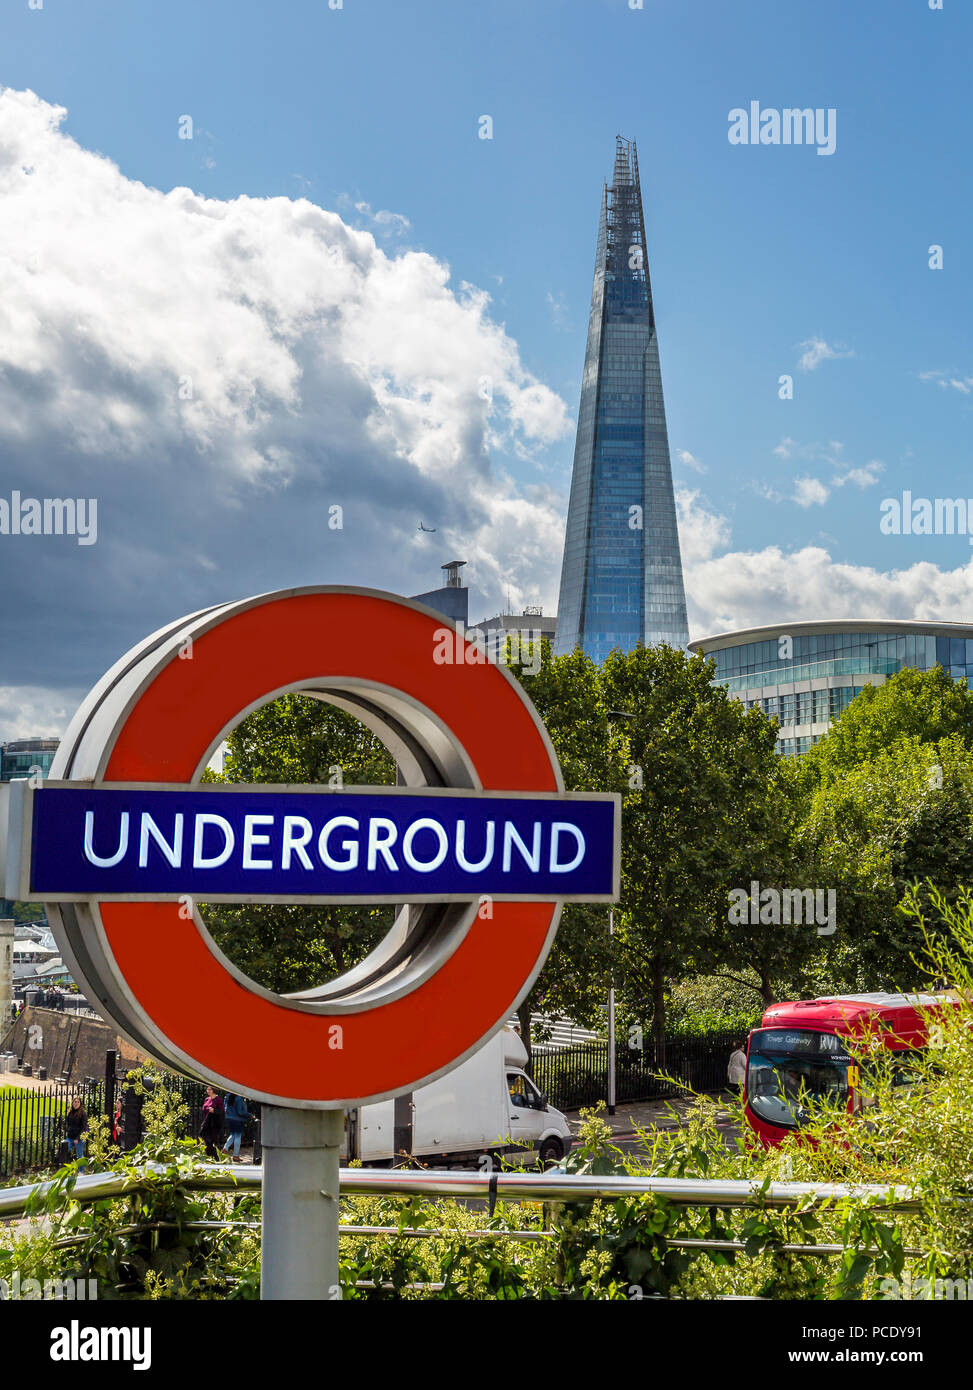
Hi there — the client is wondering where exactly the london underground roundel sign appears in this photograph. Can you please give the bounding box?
[5,587,619,1108]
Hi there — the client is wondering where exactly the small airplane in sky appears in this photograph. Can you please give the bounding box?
[417,522,437,533]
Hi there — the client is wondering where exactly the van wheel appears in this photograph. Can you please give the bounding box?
[538,1138,563,1167]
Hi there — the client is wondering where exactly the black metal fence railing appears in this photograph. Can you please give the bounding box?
[2,1033,739,1177]
[531,1033,739,1113]
[531,1040,608,1112]
[0,1077,107,1178]
[0,1065,261,1180]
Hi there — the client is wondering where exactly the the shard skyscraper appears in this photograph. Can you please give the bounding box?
[555,137,689,662]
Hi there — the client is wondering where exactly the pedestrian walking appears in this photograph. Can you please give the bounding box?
[65,1095,88,1163]
[727,1041,747,1096]
[199,1085,225,1159]
[222,1093,249,1162]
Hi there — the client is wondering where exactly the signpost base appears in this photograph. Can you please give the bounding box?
[260,1106,344,1301]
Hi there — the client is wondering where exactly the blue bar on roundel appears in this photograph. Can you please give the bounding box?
[27,786,618,902]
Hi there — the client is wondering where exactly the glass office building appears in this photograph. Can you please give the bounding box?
[555,137,688,663]
[688,621,973,756]
[0,739,59,782]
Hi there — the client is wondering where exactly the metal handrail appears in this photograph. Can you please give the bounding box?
[0,1161,921,1219]
[46,1222,922,1260]
[48,1220,553,1247]
[335,1169,920,1209]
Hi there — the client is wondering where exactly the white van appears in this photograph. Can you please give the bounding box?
[347,1026,572,1167]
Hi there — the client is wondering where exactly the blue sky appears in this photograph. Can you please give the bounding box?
[0,0,971,734]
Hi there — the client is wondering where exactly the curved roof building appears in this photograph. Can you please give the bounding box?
[688,619,973,755]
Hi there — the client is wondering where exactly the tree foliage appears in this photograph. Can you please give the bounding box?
[802,665,973,781]
[507,642,625,1049]
[600,644,785,1036]
[792,669,973,989]
[196,650,973,1035]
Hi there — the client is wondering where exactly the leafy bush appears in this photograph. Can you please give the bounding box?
[6,889,973,1299]
[664,973,763,1037]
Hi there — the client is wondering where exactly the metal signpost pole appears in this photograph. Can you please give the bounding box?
[392,1093,413,1166]
[260,1106,344,1301]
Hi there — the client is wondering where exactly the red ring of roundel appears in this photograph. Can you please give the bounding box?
[96,590,560,1105]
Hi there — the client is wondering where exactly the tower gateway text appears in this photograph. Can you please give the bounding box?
[555,137,688,662]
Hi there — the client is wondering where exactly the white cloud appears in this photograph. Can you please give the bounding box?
[920,370,973,395]
[833,461,884,489]
[545,290,569,331]
[677,449,706,474]
[675,486,731,564]
[0,687,81,742]
[677,487,973,641]
[352,199,411,235]
[0,87,571,738]
[793,476,830,507]
[768,442,883,501]
[753,482,784,503]
[773,438,844,466]
[688,548,973,641]
[797,338,855,372]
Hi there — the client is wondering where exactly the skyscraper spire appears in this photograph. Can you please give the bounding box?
[555,137,689,662]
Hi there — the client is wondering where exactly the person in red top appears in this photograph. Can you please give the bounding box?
[199,1086,225,1159]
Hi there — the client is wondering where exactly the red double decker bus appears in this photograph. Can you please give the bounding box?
[745,991,957,1147]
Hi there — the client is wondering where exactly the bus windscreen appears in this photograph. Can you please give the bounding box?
[747,1028,851,1130]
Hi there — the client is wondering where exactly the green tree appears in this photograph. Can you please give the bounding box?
[797,733,973,987]
[0,901,45,923]
[510,641,626,1060]
[729,668,973,1006]
[709,753,847,1011]
[803,666,973,780]
[600,644,783,1042]
[199,658,624,1039]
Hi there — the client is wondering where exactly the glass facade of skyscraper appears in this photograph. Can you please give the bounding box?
[689,622,973,756]
[556,138,688,663]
